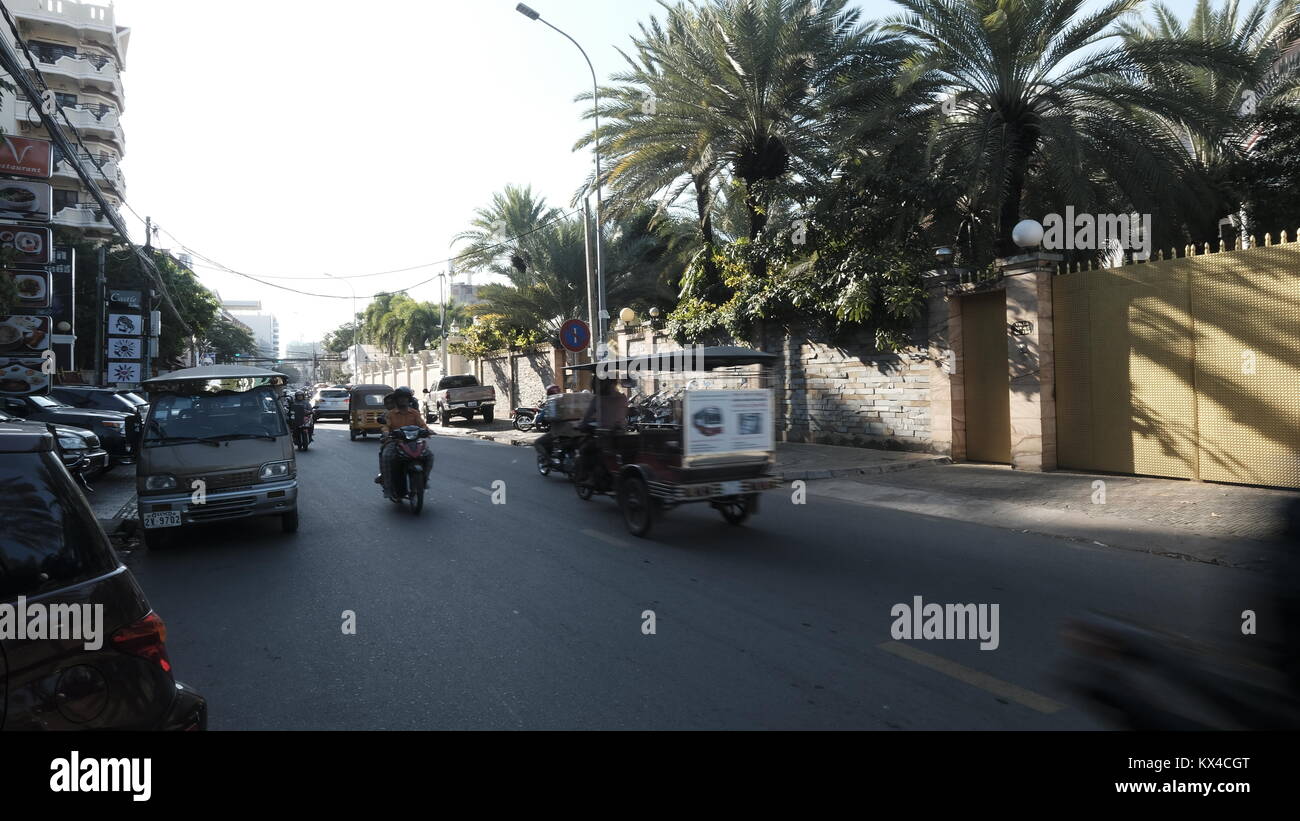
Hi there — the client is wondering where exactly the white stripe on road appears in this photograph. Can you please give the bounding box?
[877,641,1065,714]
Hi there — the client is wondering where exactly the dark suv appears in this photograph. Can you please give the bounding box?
[1,393,138,468]
[0,425,207,730]
[50,386,149,421]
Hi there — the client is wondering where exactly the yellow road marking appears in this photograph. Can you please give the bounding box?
[877,641,1065,714]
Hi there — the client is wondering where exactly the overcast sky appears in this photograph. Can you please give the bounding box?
[108,0,1203,351]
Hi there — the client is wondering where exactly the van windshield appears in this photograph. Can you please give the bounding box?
[144,387,287,447]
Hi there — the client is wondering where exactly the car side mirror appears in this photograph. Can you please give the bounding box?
[3,399,25,415]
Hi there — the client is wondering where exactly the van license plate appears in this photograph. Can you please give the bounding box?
[720,480,743,496]
[466,401,478,407]
[143,511,182,529]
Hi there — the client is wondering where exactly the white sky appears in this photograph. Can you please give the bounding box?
[107,0,1202,351]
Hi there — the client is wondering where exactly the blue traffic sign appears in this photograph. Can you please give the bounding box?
[560,318,591,353]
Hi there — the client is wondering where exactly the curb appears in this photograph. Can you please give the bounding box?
[779,455,951,482]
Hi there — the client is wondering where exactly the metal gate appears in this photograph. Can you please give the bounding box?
[1053,240,1300,489]
[962,289,1011,463]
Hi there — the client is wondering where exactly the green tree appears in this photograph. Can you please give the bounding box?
[888,0,1253,254]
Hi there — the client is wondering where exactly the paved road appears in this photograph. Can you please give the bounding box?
[124,420,1271,730]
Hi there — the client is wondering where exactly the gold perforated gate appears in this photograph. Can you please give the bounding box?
[1053,241,1300,489]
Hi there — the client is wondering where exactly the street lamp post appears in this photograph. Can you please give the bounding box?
[324,272,360,383]
[516,2,608,358]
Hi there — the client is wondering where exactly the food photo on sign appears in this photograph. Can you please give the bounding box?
[0,224,51,266]
[4,271,50,308]
[0,180,52,221]
[0,358,48,396]
[0,315,49,353]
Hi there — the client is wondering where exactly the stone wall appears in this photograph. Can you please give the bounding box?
[476,345,560,410]
[618,323,939,453]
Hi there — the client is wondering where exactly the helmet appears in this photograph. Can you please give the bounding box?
[294,390,306,400]
[545,384,561,395]
[394,386,415,400]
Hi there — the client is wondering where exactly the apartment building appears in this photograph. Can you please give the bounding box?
[0,0,128,240]
[222,299,280,360]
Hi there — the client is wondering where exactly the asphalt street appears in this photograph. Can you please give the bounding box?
[123,420,1274,730]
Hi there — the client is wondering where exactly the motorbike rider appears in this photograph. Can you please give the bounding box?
[376,386,432,498]
[532,384,563,460]
[288,390,315,443]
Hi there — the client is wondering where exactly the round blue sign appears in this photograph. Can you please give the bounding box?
[560,318,591,353]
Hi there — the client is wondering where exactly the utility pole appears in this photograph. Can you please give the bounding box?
[440,266,450,377]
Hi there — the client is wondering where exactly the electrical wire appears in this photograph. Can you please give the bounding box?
[153,208,581,299]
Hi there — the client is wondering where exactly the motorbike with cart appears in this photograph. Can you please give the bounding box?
[564,346,781,537]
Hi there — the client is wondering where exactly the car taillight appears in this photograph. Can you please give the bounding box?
[112,611,173,676]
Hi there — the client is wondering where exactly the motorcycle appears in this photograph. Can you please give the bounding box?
[383,424,434,514]
[536,434,580,477]
[291,406,315,451]
[513,404,549,433]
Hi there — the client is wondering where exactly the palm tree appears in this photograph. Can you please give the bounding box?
[1116,0,1300,242]
[888,0,1253,254]
[583,0,867,288]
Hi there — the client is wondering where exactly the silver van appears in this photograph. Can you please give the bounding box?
[136,365,298,549]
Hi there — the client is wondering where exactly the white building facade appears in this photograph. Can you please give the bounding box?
[1,0,129,241]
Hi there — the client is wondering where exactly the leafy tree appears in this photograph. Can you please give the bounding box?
[888,0,1252,255]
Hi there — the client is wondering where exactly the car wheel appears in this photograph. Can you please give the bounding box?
[281,510,299,533]
[439,409,451,426]
[481,408,494,424]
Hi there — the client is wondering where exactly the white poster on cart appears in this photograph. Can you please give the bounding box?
[682,389,774,460]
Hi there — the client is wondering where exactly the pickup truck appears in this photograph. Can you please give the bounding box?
[423,375,495,426]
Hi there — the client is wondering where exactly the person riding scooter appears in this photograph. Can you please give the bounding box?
[532,384,563,460]
[289,390,315,444]
[375,386,432,499]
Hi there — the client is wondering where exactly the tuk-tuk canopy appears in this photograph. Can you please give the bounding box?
[349,384,393,396]
[565,346,777,374]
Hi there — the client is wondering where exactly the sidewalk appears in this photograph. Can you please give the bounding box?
[809,464,1299,572]
[433,418,1299,570]
[429,419,949,480]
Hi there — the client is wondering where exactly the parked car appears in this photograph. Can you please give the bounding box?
[0,424,208,730]
[1,394,138,468]
[0,410,111,482]
[423,374,496,425]
[312,387,350,422]
[49,386,149,422]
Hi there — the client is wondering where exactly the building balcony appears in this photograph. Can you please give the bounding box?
[11,0,120,38]
[29,51,123,99]
[52,201,118,233]
[53,154,125,195]
[16,99,124,145]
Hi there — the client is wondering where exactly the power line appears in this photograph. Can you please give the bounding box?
[153,208,581,299]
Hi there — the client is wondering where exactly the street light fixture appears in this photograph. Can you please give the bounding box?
[516,2,608,357]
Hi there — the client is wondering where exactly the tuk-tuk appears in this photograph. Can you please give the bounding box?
[136,365,299,550]
[564,346,781,537]
[348,384,393,440]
